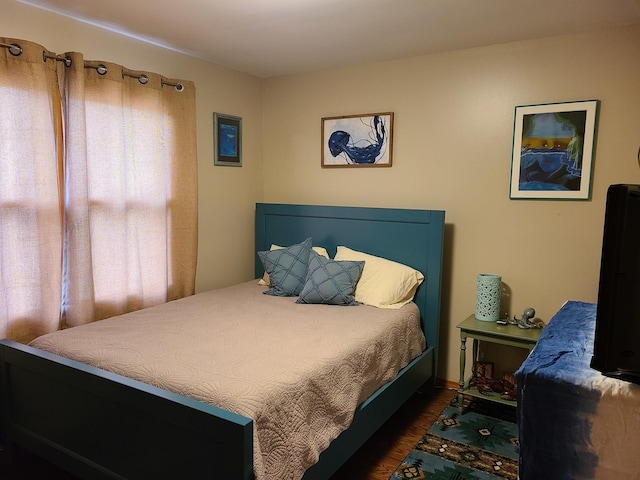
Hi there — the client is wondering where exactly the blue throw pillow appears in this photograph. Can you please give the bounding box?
[258,237,312,296]
[296,250,365,306]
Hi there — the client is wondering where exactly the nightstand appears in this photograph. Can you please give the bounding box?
[457,314,541,408]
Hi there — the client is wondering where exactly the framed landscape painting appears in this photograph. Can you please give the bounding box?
[214,113,242,166]
[321,112,393,167]
[509,100,599,200]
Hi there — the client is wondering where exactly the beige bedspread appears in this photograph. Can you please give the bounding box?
[30,280,426,480]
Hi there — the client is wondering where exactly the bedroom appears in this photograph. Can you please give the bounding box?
[1,0,640,478]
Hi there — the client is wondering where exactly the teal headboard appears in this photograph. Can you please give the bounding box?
[255,203,445,353]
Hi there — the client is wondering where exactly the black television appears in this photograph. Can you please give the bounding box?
[591,184,640,384]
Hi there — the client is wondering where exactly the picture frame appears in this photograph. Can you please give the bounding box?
[321,112,393,167]
[213,113,242,167]
[509,100,599,200]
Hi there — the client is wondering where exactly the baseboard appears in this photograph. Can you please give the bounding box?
[435,378,459,391]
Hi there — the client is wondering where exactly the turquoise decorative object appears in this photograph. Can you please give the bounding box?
[475,273,502,321]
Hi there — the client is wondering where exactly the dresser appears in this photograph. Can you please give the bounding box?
[516,301,640,479]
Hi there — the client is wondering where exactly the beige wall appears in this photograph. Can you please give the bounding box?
[262,25,640,382]
[4,3,640,383]
[1,2,264,293]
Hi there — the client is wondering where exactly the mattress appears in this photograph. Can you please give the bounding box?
[30,280,426,480]
[515,301,640,480]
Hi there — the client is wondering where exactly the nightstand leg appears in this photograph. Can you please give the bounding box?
[472,338,479,379]
[458,331,467,408]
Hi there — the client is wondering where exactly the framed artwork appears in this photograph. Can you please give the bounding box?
[213,113,242,166]
[509,100,599,200]
[321,112,393,167]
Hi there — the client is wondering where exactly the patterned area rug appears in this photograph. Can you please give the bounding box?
[390,400,519,480]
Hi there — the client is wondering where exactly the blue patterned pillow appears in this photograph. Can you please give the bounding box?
[258,237,312,296]
[296,250,365,306]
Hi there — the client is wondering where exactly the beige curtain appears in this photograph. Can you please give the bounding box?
[0,39,63,342]
[61,55,198,326]
[0,37,198,340]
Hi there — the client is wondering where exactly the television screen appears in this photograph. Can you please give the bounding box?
[591,184,640,384]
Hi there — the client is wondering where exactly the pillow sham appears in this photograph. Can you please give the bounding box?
[333,245,424,309]
[296,250,365,306]
[258,237,312,296]
[258,245,329,286]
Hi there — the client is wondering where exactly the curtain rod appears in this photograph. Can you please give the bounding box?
[44,52,72,67]
[2,41,184,92]
[2,42,71,66]
[85,62,184,91]
[0,42,23,56]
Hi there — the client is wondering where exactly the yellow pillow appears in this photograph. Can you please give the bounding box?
[333,246,424,309]
[258,244,329,286]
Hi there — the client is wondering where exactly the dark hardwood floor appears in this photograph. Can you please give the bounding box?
[0,385,457,480]
[330,385,457,480]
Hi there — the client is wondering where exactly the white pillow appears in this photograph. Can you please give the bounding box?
[258,244,329,286]
[334,246,424,309]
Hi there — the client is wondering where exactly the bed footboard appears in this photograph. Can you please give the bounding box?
[0,339,253,480]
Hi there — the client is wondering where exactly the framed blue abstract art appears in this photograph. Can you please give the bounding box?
[321,112,393,168]
[509,100,599,200]
[214,112,242,166]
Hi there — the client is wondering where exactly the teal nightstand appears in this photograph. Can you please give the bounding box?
[457,314,542,408]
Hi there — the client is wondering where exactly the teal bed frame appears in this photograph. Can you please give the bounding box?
[0,203,445,480]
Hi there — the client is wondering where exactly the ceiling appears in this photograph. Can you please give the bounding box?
[19,0,640,78]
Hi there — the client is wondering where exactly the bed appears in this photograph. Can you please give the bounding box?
[515,300,640,479]
[0,203,445,480]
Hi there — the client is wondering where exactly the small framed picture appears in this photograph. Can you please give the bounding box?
[213,113,242,166]
[321,112,393,167]
[510,100,599,200]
